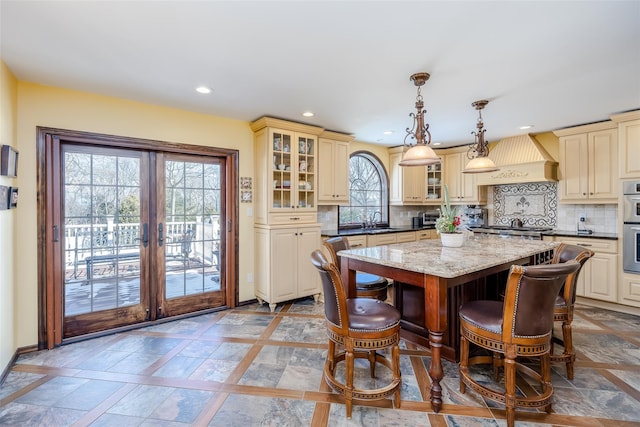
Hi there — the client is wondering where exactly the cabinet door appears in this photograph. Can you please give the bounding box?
[345,235,367,249]
[559,134,589,201]
[444,152,463,200]
[425,163,443,202]
[403,165,426,203]
[389,151,404,204]
[295,133,317,210]
[621,274,640,306]
[619,119,640,178]
[588,129,618,200]
[318,139,349,203]
[297,227,321,295]
[271,129,296,210]
[585,253,618,302]
[270,228,298,301]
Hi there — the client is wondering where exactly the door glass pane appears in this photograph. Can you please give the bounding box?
[63,151,142,316]
[165,160,221,298]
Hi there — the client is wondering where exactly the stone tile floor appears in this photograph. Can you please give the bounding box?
[1,298,639,426]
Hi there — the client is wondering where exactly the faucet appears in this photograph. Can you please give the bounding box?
[371,211,381,226]
[361,211,382,229]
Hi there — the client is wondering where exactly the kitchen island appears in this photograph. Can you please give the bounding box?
[338,235,557,413]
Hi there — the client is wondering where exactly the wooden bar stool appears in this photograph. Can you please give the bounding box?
[549,243,594,379]
[310,249,401,418]
[323,236,389,301]
[459,261,580,427]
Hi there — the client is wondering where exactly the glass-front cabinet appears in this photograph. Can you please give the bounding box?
[251,117,323,225]
[425,162,443,201]
[271,130,316,211]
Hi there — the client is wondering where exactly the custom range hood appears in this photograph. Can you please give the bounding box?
[475,133,558,186]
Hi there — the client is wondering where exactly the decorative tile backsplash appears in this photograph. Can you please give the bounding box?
[494,182,557,227]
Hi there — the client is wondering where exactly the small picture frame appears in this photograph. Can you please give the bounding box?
[0,145,19,177]
[240,190,252,203]
[8,187,18,209]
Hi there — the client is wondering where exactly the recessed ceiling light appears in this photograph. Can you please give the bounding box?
[196,86,211,94]
[383,131,393,135]
[302,111,314,117]
[432,142,441,146]
[519,125,533,130]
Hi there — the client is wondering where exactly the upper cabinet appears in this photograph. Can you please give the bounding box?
[251,117,323,224]
[611,110,640,179]
[318,130,354,205]
[554,122,618,203]
[388,146,442,205]
[441,147,486,205]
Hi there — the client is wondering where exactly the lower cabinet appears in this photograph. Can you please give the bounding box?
[621,274,640,307]
[255,225,322,311]
[552,236,618,303]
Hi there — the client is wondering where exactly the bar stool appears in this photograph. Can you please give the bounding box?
[310,249,401,418]
[459,261,580,427]
[549,243,594,379]
[323,236,389,301]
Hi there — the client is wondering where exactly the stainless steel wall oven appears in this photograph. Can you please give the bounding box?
[623,181,640,274]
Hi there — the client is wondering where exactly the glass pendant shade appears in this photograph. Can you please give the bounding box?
[462,156,498,173]
[399,144,441,166]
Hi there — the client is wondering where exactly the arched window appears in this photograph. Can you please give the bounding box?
[338,152,389,228]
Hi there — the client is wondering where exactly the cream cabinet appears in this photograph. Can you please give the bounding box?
[552,236,618,303]
[395,231,417,243]
[554,123,618,203]
[442,148,486,205]
[417,229,437,240]
[367,233,398,247]
[251,117,323,225]
[621,274,640,308]
[345,234,367,249]
[611,110,640,179]
[318,131,354,205]
[388,147,427,205]
[255,225,321,311]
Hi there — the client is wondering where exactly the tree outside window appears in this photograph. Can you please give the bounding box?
[339,152,388,228]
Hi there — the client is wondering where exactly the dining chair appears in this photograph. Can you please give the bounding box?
[459,261,580,427]
[323,236,389,301]
[310,249,401,418]
[549,243,595,379]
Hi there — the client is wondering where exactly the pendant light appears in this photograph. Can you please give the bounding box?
[463,100,499,173]
[399,73,441,167]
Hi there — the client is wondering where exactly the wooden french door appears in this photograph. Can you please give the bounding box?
[39,128,238,347]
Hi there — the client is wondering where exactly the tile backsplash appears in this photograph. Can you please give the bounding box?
[318,181,618,235]
[488,182,618,234]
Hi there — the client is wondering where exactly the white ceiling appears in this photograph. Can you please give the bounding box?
[1,1,639,147]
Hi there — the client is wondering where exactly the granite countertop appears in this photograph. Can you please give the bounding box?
[541,230,618,240]
[338,235,557,279]
[321,226,618,240]
[321,225,435,237]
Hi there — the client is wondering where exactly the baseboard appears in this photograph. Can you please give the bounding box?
[0,344,38,386]
[576,297,640,316]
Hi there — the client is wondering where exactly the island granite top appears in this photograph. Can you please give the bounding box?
[338,235,557,279]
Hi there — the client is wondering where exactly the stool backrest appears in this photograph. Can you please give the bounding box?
[310,249,348,331]
[323,236,350,272]
[551,243,595,305]
[502,261,580,342]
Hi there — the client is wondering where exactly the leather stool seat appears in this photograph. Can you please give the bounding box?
[548,243,594,380]
[323,237,389,301]
[310,249,401,419]
[459,261,580,427]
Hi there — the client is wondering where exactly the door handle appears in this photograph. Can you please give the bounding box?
[158,223,164,246]
[142,223,149,247]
